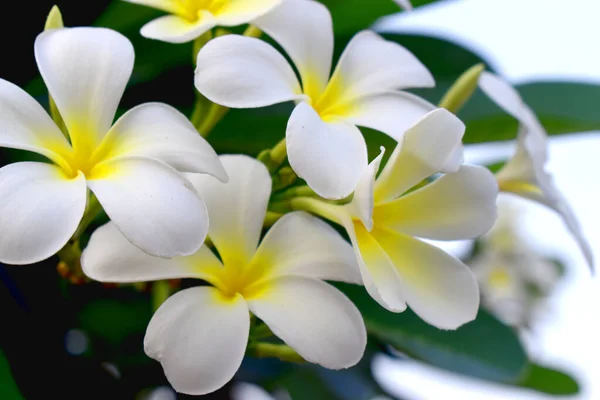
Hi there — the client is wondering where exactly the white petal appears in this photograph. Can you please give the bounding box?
[100,103,226,180]
[185,155,271,266]
[35,27,134,149]
[195,35,302,108]
[141,14,216,44]
[345,148,385,231]
[344,92,435,141]
[252,212,361,283]
[214,0,282,26]
[374,108,465,204]
[145,287,249,395]
[326,31,434,103]
[0,78,71,166]
[253,0,333,98]
[123,0,182,14]
[373,228,480,329]
[346,219,407,312]
[376,165,498,240]
[287,102,368,200]
[82,222,223,283]
[247,277,366,369]
[87,157,208,258]
[0,162,86,265]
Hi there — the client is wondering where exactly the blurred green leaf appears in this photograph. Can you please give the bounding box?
[517,364,580,395]
[0,350,24,400]
[281,368,343,400]
[337,283,528,384]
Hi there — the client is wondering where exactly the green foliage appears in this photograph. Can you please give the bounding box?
[0,350,24,400]
[517,363,580,395]
[338,283,529,384]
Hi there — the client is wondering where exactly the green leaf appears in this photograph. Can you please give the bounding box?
[518,364,580,395]
[0,350,24,400]
[337,283,528,384]
[281,368,343,400]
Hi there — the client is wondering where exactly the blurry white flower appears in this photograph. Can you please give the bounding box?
[394,0,413,11]
[82,155,367,395]
[0,27,226,264]
[295,109,498,329]
[124,0,281,43]
[478,72,594,271]
[195,0,435,199]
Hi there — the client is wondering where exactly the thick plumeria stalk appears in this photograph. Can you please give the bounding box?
[0,27,226,264]
[195,0,436,199]
[123,0,281,43]
[82,155,367,395]
[478,72,594,271]
[289,109,499,329]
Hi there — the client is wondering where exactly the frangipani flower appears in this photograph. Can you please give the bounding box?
[297,109,498,329]
[0,27,226,264]
[124,0,282,43]
[81,155,367,395]
[195,0,435,199]
[478,72,594,270]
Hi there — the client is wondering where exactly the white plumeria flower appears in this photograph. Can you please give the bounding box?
[81,155,367,396]
[0,27,226,264]
[124,0,282,43]
[195,0,435,200]
[478,72,594,271]
[298,109,498,329]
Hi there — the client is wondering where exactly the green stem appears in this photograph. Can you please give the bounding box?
[152,281,172,311]
[439,63,485,114]
[73,193,103,240]
[270,138,287,167]
[264,211,283,228]
[272,185,316,201]
[250,343,305,363]
[289,196,344,225]
[243,24,262,39]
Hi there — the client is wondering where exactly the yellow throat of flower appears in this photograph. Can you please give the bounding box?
[205,258,269,300]
[302,71,357,123]
[175,0,230,22]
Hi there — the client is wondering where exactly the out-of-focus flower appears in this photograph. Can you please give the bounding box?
[293,109,498,329]
[478,72,594,271]
[195,0,435,199]
[0,27,226,264]
[124,0,281,43]
[82,155,366,395]
[394,0,413,11]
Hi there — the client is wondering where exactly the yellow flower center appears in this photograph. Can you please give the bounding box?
[174,0,230,22]
[204,258,269,300]
[488,266,512,290]
[301,70,357,123]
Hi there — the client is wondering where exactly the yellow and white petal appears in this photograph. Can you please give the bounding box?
[141,13,216,44]
[123,0,183,14]
[214,0,282,26]
[145,287,249,395]
[253,0,333,99]
[373,228,479,329]
[82,222,223,283]
[0,78,71,166]
[195,35,303,108]
[347,220,407,312]
[35,27,134,151]
[87,157,208,258]
[251,212,361,284]
[376,165,498,240]
[325,31,434,105]
[287,102,368,200]
[0,162,86,265]
[345,148,385,231]
[374,109,465,204]
[185,155,271,266]
[247,277,366,369]
[343,92,435,142]
[99,103,226,180]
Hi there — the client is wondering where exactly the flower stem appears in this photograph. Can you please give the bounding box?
[152,281,172,311]
[439,63,485,114]
[249,343,305,363]
[243,24,262,39]
[73,193,103,240]
[289,196,344,225]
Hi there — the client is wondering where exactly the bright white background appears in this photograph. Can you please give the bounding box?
[372,1,600,399]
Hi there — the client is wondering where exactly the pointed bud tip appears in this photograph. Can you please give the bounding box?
[45,5,64,31]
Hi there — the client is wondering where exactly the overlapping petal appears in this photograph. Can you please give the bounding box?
[87,157,208,258]
[185,155,271,266]
[215,0,282,26]
[195,35,303,108]
[251,212,361,283]
[145,287,249,395]
[100,103,227,180]
[247,277,366,369]
[287,102,368,200]
[376,165,498,240]
[140,13,216,44]
[82,222,223,283]
[35,27,134,149]
[253,0,333,98]
[0,162,86,265]
[374,109,465,203]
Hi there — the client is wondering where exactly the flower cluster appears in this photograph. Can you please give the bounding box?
[0,0,591,396]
